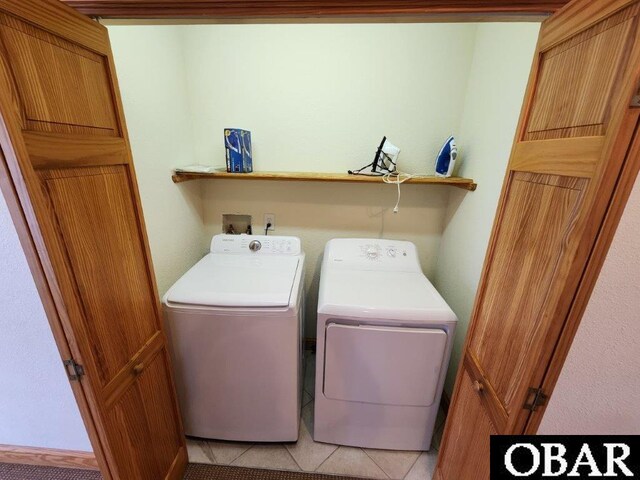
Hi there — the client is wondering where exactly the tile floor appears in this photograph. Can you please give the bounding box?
[187,351,445,480]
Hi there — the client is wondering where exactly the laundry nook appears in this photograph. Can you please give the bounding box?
[1,1,639,480]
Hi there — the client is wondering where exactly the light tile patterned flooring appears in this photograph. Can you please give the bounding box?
[187,351,446,480]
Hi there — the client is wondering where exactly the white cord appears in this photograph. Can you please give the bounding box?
[383,172,415,213]
[383,172,438,212]
[394,179,401,213]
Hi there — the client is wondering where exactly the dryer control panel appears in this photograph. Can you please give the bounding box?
[324,238,421,271]
[211,234,302,255]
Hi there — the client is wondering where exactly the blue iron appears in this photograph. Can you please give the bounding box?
[435,136,457,178]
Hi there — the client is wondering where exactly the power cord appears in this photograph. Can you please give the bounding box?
[383,172,441,212]
[383,172,415,213]
[265,222,272,235]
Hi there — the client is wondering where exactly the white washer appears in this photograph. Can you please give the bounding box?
[314,238,457,451]
[163,234,305,442]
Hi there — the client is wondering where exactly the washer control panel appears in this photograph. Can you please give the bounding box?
[211,234,301,255]
[326,238,420,271]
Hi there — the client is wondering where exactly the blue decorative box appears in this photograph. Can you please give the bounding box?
[224,128,253,173]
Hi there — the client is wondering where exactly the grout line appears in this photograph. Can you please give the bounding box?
[283,444,303,471]
[200,440,218,464]
[228,444,253,465]
[302,395,312,408]
[402,452,423,480]
[314,445,340,472]
[362,449,391,479]
[283,421,305,472]
[229,444,255,465]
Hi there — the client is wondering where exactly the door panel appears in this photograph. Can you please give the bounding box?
[436,371,495,480]
[0,1,186,479]
[436,1,640,478]
[41,166,158,386]
[104,353,182,479]
[0,14,118,135]
[525,5,638,141]
[469,172,588,421]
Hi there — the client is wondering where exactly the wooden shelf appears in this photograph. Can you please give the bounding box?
[171,171,477,191]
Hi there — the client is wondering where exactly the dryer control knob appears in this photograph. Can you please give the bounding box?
[365,245,380,260]
[249,240,262,252]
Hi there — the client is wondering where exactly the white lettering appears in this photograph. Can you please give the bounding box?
[568,444,603,477]
[604,443,634,477]
[505,443,540,477]
[542,443,568,476]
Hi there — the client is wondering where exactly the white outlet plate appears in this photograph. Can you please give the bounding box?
[264,213,275,231]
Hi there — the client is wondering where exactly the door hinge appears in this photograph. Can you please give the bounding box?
[523,387,547,411]
[63,358,85,381]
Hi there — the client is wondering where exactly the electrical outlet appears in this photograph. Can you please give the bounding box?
[264,213,275,232]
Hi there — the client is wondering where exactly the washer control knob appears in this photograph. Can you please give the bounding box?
[249,240,262,252]
[387,247,397,258]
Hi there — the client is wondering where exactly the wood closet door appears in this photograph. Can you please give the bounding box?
[0,1,186,479]
[436,1,640,479]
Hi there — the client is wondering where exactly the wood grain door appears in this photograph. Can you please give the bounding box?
[436,1,640,478]
[0,1,187,479]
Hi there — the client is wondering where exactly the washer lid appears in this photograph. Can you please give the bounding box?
[166,254,300,308]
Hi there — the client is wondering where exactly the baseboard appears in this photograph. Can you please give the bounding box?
[0,444,98,470]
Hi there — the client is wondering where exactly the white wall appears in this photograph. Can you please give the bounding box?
[432,23,540,393]
[539,177,640,435]
[109,25,207,296]
[0,194,91,451]
[182,23,478,332]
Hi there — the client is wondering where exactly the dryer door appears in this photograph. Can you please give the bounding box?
[323,323,447,407]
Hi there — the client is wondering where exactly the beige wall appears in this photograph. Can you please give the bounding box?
[539,177,640,434]
[109,25,207,296]
[183,23,486,332]
[432,23,540,393]
[181,24,478,173]
[203,181,450,333]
